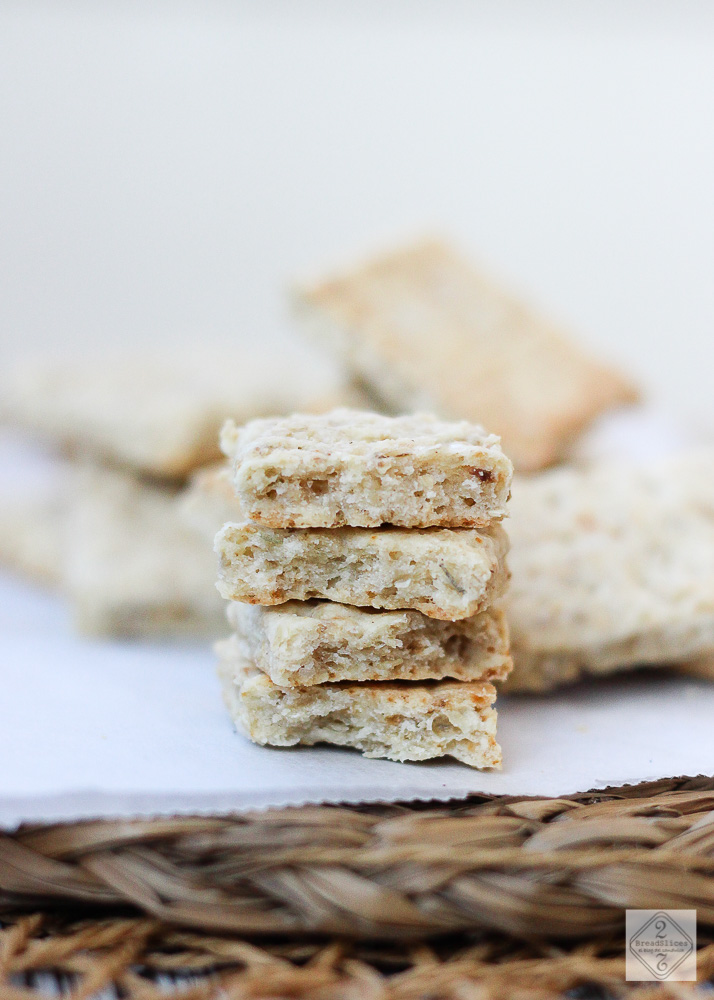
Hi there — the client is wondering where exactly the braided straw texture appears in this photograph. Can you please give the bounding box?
[1,913,712,999]
[1,778,713,996]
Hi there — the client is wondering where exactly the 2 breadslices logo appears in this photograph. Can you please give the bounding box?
[626,910,696,981]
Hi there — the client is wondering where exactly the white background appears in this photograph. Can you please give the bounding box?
[1,1,714,425]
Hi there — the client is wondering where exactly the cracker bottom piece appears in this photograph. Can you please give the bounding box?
[228,601,512,687]
[217,642,501,769]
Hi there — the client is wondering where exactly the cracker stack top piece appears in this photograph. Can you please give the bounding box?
[220,408,513,528]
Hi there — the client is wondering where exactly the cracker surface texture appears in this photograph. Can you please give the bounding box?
[217,642,501,768]
[229,600,512,686]
[222,408,512,528]
[505,452,714,691]
[216,521,509,620]
[293,239,638,471]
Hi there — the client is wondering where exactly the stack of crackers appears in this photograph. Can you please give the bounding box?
[214,409,514,768]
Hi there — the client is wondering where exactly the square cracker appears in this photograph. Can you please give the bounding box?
[216,520,509,621]
[220,408,512,529]
[2,346,353,479]
[217,641,501,768]
[65,466,225,638]
[228,600,512,687]
[505,452,714,691]
[293,239,638,471]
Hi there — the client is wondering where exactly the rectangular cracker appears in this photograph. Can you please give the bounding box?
[1,345,354,479]
[65,466,226,638]
[504,453,714,691]
[221,408,512,528]
[217,643,501,768]
[228,600,512,686]
[293,239,638,472]
[216,521,509,620]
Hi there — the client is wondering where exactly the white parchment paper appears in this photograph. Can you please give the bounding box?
[2,577,713,830]
[1,412,712,830]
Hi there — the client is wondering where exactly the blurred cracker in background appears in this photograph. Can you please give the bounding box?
[293,238,639,471]
[0,493,65,589]
[63,465,225,640]
[1,342,363,480]
[505,451,714,691]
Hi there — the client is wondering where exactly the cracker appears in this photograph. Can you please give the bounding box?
[293,239,638,471]
[674,656,714,681]
[221,408,512,528]
[228,600,512,686]
[217,641,501,768]
[2,346,353,479]
[65,466,225,638]
[216,521,509,620]
[504,453,714,691]
[179,463,239,541]
[0,495,65,587]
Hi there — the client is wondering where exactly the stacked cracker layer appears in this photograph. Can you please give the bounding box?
[214,409,514,768]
